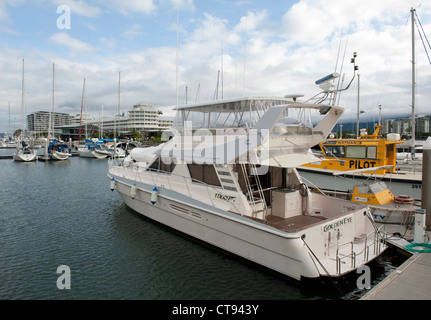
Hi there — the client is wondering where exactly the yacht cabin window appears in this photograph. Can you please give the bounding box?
[187,164,222,187]
[147,156,176,174]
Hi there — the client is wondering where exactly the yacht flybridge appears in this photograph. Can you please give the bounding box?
[108,96,387,281]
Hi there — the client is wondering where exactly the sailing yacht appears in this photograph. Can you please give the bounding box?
[78,139,108,159]
[13,59,37,162]
[94,141,126,158]
[40,64,71,161]
[108,96,387,281]
[13,139,37,162]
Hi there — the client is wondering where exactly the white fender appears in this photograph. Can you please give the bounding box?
[151,187,158,205]
[110,178,116,191]
[131,184,138,199]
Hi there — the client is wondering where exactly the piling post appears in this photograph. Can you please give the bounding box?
[422,137,431,230]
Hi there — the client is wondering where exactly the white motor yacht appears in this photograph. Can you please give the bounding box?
[108,96,388,281]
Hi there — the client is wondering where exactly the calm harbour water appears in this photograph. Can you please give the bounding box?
[0,148,408,300]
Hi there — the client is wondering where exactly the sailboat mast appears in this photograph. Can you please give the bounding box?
[50,63,55,139]
[118,71,121,116]
[411,7,416,159]
[84,79,87,139]
[8,101,11,135]
[78,78,85,142]
[53,63,55,138]
[21,59,24,136]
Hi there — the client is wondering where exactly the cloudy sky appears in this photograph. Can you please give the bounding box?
[0,0,430,133]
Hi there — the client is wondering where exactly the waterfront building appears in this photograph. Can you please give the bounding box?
[382,115,431,139]
[56,103,173,141]
[27,111,73,136]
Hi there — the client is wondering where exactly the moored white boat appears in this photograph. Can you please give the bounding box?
[13,142,37,162]
[108,95,388,281]
[50,150,72,160]
[79,142,108,159]
[94,141,126,158]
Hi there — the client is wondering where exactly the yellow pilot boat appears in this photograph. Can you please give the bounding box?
[303,125,401,174]
[298,125,423,200]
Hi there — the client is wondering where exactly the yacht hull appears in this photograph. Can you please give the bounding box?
[51,151,71,161]
[110,172,385,281]
[13,152,37,162]
[114,177,320,280]
[79,150,107,159]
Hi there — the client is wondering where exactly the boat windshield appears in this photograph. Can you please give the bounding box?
[172,97,314,133]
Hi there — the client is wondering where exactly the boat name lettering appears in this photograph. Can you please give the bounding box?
[323,216,353,232]
[214,193,236,202]
[332,141,359,145]
[348,160,377,169]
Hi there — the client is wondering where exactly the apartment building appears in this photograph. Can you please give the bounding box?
[27,111,73,136]
[55,103,173,140]
[382,115,431,138]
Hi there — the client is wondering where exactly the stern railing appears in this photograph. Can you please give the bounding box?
[335,226,387,275]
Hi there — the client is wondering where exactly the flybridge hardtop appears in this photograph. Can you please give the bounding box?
[163,97,344,168]
[173,96,337,131]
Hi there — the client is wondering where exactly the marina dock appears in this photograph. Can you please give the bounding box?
[0,152,80,160]
[361,223,431,300]
[362,251,431,300]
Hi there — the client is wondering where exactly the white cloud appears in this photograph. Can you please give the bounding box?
[50,32,97,53]
[51,0,102,18]
[282,0,411,44]
[1,0,431,133]
[0,24,19,34]
[99,37,116,49]
[122,24,145,37]
[169,0,195,11]
[0,0,27,22]
[109,0,156,15]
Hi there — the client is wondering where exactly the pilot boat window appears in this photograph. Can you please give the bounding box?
[367,146,377,159]
[345,146,366,159]
[323,145,345,158]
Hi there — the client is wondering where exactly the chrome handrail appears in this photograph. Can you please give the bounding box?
[335,228,387,275]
